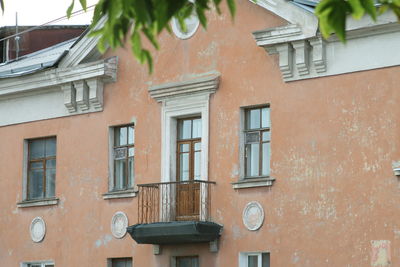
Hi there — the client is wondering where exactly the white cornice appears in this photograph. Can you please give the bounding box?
[58,16,107,68]
[249,0,318,38]
[0,57,117,99]
[148,72,220,102]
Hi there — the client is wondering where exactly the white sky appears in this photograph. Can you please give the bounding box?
[0,0,98,26]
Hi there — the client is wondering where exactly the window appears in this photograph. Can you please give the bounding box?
[244,107,270,178]
[108,258,132,267]
[27,137,56,200]
[174,256,199,267]
[22,261,54,267]
[112,125,134,191]
[239,252,270,267]
[177,118,202,181]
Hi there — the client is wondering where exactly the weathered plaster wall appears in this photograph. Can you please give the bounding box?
[0,0,399,266]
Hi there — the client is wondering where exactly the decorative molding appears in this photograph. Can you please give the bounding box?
[17,198,59,208]
[242,201,265,231]
[309,37,326,73]
[111,211,129,239]
[0,57,117,100]
[252,12,400,82]
[292,40,310,76]
[148,72,220,102]
[253,24,303,48]
[58,16,107,68]
[249,0,318,38]
[232,177,275,189]
[275,43,293,79]
[74,80,90,111]
[30,217,46,243]
[102,189,138,199]
[62,83,77,113]
[88,78,104,110]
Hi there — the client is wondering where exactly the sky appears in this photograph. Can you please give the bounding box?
[0,0,98,26]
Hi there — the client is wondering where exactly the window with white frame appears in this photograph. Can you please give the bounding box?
[104,124,136,198]
[244,106,270,178]
[232,105,274,189]
[239,252,270,267]
[112,125,135,190]
[22,261,54,267]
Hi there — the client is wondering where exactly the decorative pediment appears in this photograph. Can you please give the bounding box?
[251,2,400,82]
[148,72,220,102]
[0,17,118,126]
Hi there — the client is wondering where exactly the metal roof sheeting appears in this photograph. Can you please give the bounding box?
[0,37,78,78]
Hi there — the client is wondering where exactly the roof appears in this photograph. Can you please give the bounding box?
[0,37,78,78]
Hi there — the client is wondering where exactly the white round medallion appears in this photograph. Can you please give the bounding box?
[171,11,200,39]
[30,217,46,243]
[111,211,129,239]
[242,201,265,231]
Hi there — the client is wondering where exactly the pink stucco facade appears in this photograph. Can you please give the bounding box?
[0,1,399,266]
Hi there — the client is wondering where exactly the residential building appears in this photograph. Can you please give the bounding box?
[0,1,399,266]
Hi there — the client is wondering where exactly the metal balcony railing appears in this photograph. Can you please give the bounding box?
[137,180,216,224]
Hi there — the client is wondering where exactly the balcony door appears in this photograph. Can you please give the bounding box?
[176,117,201,221]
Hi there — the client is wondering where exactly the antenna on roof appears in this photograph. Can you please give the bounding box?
[15,12,20,60]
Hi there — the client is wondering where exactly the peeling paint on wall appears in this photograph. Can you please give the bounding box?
[371,240,391,267]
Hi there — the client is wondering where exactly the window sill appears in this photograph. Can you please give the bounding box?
[103,189,138,199]
[231,177,275,189]
[17,198,59,208]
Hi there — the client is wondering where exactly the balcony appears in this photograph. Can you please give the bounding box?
[127,180,222,245]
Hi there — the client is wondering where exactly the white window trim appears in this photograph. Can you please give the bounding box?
[161,94,210,183]
[232,105,275,189]
[104,123,138,199]
[239,252,270,267]
[21,260,54,267]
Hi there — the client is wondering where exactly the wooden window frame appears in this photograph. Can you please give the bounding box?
[244,107,270,178]
[113,125,134,191]
[27,137,56,200]
[177,117,201,181]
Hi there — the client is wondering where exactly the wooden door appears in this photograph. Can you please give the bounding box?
[176,118,201,221]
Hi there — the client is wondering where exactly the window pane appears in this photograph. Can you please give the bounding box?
[29,139,45,159]
[128,147,134,157]
[115,159,126,190]
[45,138,56,157]
[128,156,134,188]
[115,127,127,146]
[46,168,56,197]
[248,255,259,267]
[179,153,190,181]
[112,258,132,267]
[28,169,44,199]
[194,142,201,151]
[180,143,190,153]
[247,109,260,129]
[179,120,192,140]
[262,143,270,176]
[192,119,202,138]
[262,253,270,267]
[262,131,270,142]
[46,159,56,168]
[246,144,260,177]
[194,151,201,180]
[128,126,134,145]
[177,257,199,267]
[261,107,270,128]
[30,161,43,169]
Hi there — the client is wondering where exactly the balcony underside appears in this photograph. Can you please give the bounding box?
[127,221,223,245]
